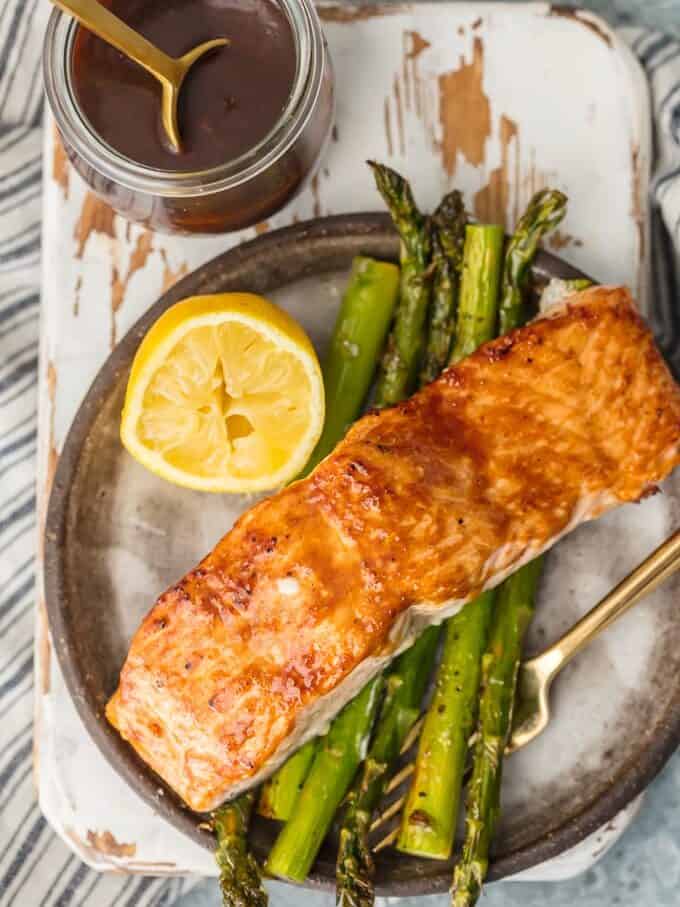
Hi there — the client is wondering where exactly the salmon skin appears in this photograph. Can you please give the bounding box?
[107,287,680,812]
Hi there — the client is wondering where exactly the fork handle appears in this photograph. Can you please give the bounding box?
[531,528,680,679]
[50,0,179,84]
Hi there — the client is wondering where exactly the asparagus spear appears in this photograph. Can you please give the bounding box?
[258,256,400,822]
[336,627,441,906]
[307,256,402,470]
[499,188,567,334]
[451,563,541,907]
[450,225,504,363]
[335,191,468,903]
[267,167,433,883]
[451,190,567,907]
[397,224,504,860]
[368,161,432,405]
[420,190,467,385]
[212,257,399,904]
[213,792,268,907]
[258,741,317,822]
[265,679,384,881]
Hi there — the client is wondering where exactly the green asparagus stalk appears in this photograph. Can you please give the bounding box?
[335,190,468,904]
[498,188,567,334]
[450,225,504,363]
[258,256,400,822]
[397,224,504,860]
[368,161,432,405]
[267,167,432,884]
[451,190,568,906]
[336,626,441,906]
[396,594,496,860]
[451,563,541,906]
[307,256,402,470]
[213,792,268,907]
[265,678,384,881]
[212,258,399,903]
[420,190,467,385]
[258,741,317,822]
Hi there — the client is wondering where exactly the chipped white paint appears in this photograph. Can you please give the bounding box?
[36,2,652,878]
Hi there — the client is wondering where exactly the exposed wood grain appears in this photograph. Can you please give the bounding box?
[549,5,613,47]
[36,360,60,702]
[74,194,116,259]
[393,75,405,155]
[87,830,137,858]
[402,34,411,111]
[474,114,519,227]
[36,599,52,697]
[549,230,583,251]
[405,30,431,59]
[65,828,181,872]
[73,275,82,318]
[631,145,645,294]
[33,594,53,785]
[438,37,490,175]
[318,3,405,23]
[401,29,435,152]
[521,150,559,206]
[110,231,154,347]
[404,31,424,116]
[159,249,189,293]
[384,98,394,156]
[46,361,59,509]
[310,173,322,218]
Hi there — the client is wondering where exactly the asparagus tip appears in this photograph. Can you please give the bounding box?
[213,799,269,907]
[368,160,408,197]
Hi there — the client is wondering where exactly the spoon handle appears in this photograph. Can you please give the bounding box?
[51,0,178,85]
[533,529,680,679]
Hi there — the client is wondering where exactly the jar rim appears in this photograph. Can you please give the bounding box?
[43,0,326,198]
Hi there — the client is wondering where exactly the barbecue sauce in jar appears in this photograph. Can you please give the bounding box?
[44,0,333,233]
[71,0,298,172]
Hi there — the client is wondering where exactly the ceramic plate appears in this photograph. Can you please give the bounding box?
[44,214,680,895]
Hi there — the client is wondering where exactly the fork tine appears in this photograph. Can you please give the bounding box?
[368,720,423,834]
[373,826,400,853]
[384,761,415,795]
[370,794,406,832]
[400,716,425,754]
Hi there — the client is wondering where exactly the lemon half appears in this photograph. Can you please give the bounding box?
[120,293,325,492]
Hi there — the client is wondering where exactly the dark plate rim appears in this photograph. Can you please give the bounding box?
[43,213,680,894]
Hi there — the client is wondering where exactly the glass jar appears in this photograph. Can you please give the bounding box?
[43,0,334,235]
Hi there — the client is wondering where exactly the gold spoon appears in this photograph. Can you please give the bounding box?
[51,0,229,151]
[508,528,680,753]
[371,529,680,850]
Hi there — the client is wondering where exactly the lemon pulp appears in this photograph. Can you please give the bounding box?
[120,293,324,492]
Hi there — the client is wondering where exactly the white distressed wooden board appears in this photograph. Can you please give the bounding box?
[36,1,652,879]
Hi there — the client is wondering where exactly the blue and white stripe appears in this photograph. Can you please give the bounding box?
[627,29,680,374]
[0,0,194,904]
[1,4,680,905]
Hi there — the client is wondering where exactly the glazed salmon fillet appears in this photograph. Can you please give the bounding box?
[107,286,680,811]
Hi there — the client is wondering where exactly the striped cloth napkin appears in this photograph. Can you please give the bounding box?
[1,5,680,904]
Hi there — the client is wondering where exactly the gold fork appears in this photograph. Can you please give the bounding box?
[508,528,680,752]
[372,529,680,850]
